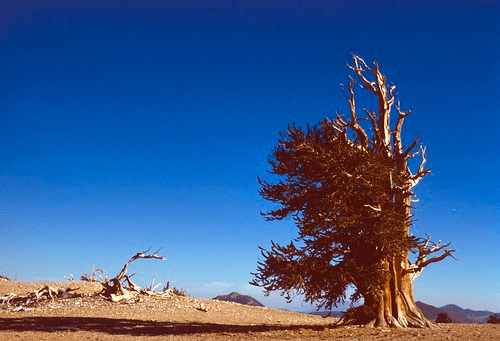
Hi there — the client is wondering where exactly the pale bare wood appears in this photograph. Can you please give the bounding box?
[99,247,166,300]
[0,285,83,311]
[404,235,456,279]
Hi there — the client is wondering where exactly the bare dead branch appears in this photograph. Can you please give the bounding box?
[99,247,166,300]
[408,147,431,188]
[124,275,142,292]
[336,113,348,127]
[1,285,83,311]
[404,235,456,279]
[147,275,162,292]
[348,54,395,149]
[347,54,377,93]
[64,274,75,282]
[393,101,412,153]
[115,248,166,282]
[402,136,420,161]
[362,108,378,134]
[342,76,369,148]
[364,204,382,212]
[388,84,397,107]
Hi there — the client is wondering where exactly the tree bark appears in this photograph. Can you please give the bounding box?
[366,255,435,328]
[364,174,434,328]
[344,54,454,328]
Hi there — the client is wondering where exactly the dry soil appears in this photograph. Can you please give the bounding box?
[1,281,499,340]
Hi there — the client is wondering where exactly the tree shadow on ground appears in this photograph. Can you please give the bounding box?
[0,317,337,336]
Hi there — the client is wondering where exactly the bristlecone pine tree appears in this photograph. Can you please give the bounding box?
[251,54,455,328]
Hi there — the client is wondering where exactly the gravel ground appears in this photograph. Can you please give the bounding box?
[1,281,499,340]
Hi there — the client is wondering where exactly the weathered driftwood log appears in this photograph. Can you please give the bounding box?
[99,246,166,302]
[0,285,81,311]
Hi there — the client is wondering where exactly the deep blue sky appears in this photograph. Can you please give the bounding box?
[1,1,499,311]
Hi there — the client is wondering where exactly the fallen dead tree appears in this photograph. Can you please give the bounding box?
[0,275,11,281]
[96,246,166,302]
[0,285,82,311]
[1,247,169,311]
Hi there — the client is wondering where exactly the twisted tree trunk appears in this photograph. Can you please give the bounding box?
[344,55,454,328]
[365,255,433,328]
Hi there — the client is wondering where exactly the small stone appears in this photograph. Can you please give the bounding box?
[196,303,208,312]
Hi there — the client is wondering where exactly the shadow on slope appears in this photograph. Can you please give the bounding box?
[0,317,335,336]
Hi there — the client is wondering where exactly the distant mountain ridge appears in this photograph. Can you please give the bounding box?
[307,310,343,318]
[304,302,498,324]
[209,293,499,323]
[439,304,495,320]
[416,301,497,323]
[212,292,265,307]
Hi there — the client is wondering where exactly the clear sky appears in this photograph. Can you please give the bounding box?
[1,0,499,312]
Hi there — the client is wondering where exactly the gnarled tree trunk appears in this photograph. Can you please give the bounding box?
[365,255,433,328]
[345,55,455,328]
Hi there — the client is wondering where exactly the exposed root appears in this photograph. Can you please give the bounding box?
[340,304,435,329]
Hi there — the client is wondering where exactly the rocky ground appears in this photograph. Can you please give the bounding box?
[1,281,499,340]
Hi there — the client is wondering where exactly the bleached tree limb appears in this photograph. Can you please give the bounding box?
[348,54,431,192]
[404,235,456,279]
[393,101,413,155]
[124,275,142,292]
[407,147,431,188]
[115,246,166,281]
[342,76,369,149]
[347,54,396,149]
[364,204,382,212]
[64,274,75,282]
[100,247,166,300]
[109,292,131,303]
[1,286,82,311]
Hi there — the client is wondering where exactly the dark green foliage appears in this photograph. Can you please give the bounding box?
[487,314,500,324]
[163,281,187,296]
[340,305,378,325]
[435,312,453,323]
[251,118,418,310]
